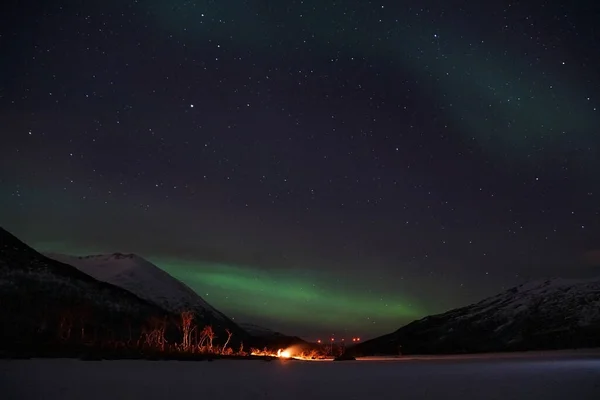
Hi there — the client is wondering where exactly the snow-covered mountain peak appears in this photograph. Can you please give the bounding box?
[62,252,147,264]
[353,275,600,355]
[44,252,152,281]
[44,252,230,321]
[461,276,600,320]
[513,276,600,294]
[85,252,140,261]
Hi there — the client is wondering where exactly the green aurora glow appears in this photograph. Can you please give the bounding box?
[147,0,598,164]
[31,235,425,337]
[150,259,425,328]
[7,1,597,339]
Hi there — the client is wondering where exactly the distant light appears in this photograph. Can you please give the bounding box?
[317,339,321,344]
[190,104,194,108]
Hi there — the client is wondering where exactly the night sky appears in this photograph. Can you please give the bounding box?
[1,0,599,340]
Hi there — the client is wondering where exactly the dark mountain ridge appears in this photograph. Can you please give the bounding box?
[348,277,600,356]
[0,226,174,356]
[0,226,301,357]
[44,251,248,342]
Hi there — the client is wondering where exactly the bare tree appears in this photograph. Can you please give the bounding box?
[178,311,195,352]
[154,317,167,351]
[198,325,215,351]
[139,316,167,351]
[75,305,92,342]
[222,329,233,354]
[198,327,209,351]
[206,326,216,350]
[125,320,133,347]
[58,310,73,341]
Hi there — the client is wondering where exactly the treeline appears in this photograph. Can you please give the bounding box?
[0,293,261,359]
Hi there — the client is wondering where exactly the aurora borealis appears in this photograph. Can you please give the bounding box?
[2,0,600,339]
[156,260,424,334]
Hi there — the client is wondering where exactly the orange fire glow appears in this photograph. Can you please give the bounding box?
[250,347,327,361]
[277,349,292,358]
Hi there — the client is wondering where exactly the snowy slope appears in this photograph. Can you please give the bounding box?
[45,252,231,321]
[0,227,170,351]
[452,277,600,327]
[0,228,166,317]
[350,277,600,355]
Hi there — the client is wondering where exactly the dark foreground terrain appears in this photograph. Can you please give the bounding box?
[0,226,307,359]
[2,350,600,400]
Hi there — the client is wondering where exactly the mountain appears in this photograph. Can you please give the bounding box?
[239,323,281,337]
[348,277,600,356]
[46,253,228,318]
[0,227,171,355]
[239,322,309,351]
[44,252,248,340]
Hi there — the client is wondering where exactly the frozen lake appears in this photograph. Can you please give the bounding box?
[2,351,600,399]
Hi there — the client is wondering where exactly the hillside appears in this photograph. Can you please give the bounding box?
[240,323,281,337]
[0,227,172,355]
[348,277,600,356]
[239,322,309,350]
[44,252,246,340]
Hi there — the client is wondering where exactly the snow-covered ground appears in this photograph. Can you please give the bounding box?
[2,351,600,399]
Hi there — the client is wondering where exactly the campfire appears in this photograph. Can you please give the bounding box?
[250,346,327,361]
[250,348,296,359]
[277,349,292,358]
